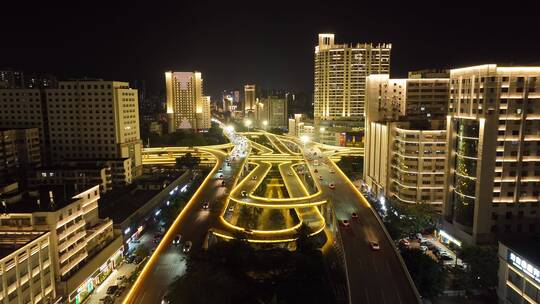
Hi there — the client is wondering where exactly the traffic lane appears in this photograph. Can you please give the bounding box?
[328,175,418,303]
[128,156,244,303]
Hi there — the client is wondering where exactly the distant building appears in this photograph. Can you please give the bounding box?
[0,80,143,178]
[257,96,288,129]
[0,231,56,303]
[314,33,391,144]
[442,64,540,245]
[24,73,58,89]
[0,183,122,303]
[28,163,113,193]
[408,69,450,79]
[0,70,25,89]
[497,239,540,304]
[244,84,256,117]
[222,90,240,113]
[165,71,210,132]
[0,128,41,183]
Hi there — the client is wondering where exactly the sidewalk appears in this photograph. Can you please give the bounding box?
[86,262,137,304]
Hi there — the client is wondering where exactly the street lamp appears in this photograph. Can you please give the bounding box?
[244,119,252,131]
[300,135,310,145]
[262,120,268,130]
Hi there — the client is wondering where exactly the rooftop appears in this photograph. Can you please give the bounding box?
[502,238,540,268]
[0,231,47,259]
[1,184,95,213]
[98,185,160,223]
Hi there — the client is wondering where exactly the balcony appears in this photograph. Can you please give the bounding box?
[58,230,86,253]
[60,251,88,276]
[57,219,86,241]
[60,240,87,264]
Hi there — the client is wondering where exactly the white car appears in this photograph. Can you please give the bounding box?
[369,241,380,250]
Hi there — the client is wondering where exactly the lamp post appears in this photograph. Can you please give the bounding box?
[262,120,268,130]
[244,119,252,132]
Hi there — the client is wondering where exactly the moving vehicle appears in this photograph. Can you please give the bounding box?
[314,160,319,166]
[183,241,192,253]
[221,181,226,187]
[314,169,318,173]
[218,168,223,173]
[117,275,126,281]
[329,183,335,189]
[329,169,335,174]
[218,174,224,179]
[351,212,358,219]
[340,220,350,227]
[241,191,247,197]
[202,202,210,209]
[287,171,293,176]
[173,234,182,245]
[252,175,257,180]
[369,241,380,250]
[420,245,428,253]
[228,205,235,212]
[319,175,323,180]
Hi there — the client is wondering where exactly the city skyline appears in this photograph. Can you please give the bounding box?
[1,3,539,98]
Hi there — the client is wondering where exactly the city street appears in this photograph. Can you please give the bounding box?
[124,144,247,303]
[301,143,420,304]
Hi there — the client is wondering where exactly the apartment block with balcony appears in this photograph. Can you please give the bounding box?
[314,33,391,144]
[442,64,540,245]
[364,119,447,211]
[28,163,113,193]
[0,231,55,304]
[0,183,122,302]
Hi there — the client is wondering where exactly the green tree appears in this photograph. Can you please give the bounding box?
[134,245,149,259]
[401,248,445,298]
[458,245,498,292]
[175,152,201,170]
[336,156,363,179]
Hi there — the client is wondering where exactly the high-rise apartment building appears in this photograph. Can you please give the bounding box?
[364,74,449,211]
[365,120,447,211]
[314,33,391,144]
[165,71,210,131]
[442,65,540,245]
[257,96,288,129]
[244,84,256,117]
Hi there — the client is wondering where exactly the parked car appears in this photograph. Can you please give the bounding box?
[420,246,428,253]
[400,238,410,247]
[183,241,192,253]
[106,285,118,295]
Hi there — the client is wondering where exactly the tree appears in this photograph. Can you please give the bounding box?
[458,245,498,292]
[296,223,316,252]
[175,152,200,170]
[401,248,445,298]
[336,156,363,179]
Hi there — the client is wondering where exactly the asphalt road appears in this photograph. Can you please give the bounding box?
[303,144,419,304]
[125,149,245,304]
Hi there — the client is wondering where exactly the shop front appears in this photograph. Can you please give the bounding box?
[68,247,124,304]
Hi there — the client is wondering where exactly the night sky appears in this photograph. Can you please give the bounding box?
[2,1,539,98]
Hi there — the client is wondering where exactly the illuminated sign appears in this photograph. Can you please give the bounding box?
[509,251,540,283]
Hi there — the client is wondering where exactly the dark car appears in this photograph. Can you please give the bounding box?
[202,202,210,210]
[106,285,118,295]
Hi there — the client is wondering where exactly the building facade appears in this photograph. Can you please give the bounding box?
[165,71,210,131]
[244,84,256,117]
[498,239,540,304]
[0,184,122,303]
[314,33,391,144]
[442,65,540,245]
[365,120,447,211]
[257,96,288,129]
[0,231,56,303]
[0,128,41,182]
[0,80,143,177]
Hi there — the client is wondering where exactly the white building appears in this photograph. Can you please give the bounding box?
[0,183,123,303]
[314,33,391,144]
[0,231,55,303]
[365,120,447,211]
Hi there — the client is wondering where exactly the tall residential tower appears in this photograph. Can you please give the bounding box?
[165,71,210,132]
[314,33,391,145]
[442,65,540,245]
